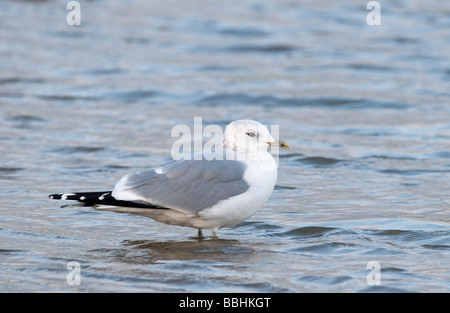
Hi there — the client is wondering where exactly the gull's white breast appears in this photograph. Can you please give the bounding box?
[198,152,278,229]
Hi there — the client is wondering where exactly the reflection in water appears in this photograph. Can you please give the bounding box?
[91,238,254,264]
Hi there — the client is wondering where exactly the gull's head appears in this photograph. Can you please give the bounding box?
[223,119,289,153]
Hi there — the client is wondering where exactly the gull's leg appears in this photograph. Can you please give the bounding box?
[211,229,218,239]
[198,228,203,238]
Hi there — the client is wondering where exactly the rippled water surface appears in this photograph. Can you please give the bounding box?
[1,0,449,292]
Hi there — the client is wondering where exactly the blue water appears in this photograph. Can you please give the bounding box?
[0,0,449,292]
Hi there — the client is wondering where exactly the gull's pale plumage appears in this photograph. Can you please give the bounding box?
[49,119,288,237]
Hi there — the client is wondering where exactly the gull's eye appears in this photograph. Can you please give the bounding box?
[246,131,256,137]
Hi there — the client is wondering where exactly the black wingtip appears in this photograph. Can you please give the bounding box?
[48,191,111,204]
[48,191,168,209]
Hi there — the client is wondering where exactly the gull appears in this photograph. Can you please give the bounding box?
[49,119,289,238]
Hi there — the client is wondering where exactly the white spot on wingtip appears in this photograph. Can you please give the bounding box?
[61,193,75,200]
[99,192,109,201]
[80,196,86,201]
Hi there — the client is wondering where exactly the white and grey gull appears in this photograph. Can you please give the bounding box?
[49,119,289,238]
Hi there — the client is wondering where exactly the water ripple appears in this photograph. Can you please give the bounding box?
[198,94,409,109]
[294,156,345,167]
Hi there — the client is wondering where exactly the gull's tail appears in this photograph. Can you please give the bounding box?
[48,191,163,209]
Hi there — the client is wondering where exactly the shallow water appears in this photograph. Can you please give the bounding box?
[0,0,449,292]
